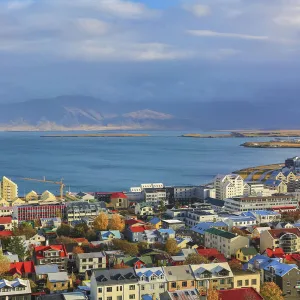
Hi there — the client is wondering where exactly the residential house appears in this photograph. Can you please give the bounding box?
[242,210,281,224]
[0,199,10,208]
[29,234,46,246]
[76,192,95,201]
[35,264,59,281]
[218,287,263,300]
[274,222,295,229]
[260,228,300,253]
[157,229,175,243]
[196,248,227,263]
[135,202,154,216]
[40,217,62,228]
[34,245,68,271]
[73,238,89,246]
[264,180,287,194]
[0,216,14,230]
[143,188,167,205]
[11,198,26,206]
[163,265,195,292]
[263,247,285,259]
[110,192,128,210]
[100,230,121,241]
[46,272,70,294]
[0,278,31,300]
[223,216,256,230]
[161,220,185,231]
[124,225,154,242]
[190,262,233,296]
[236,247,258,263]
[160,289,200,300]
[40,190,56,202]
[148,217,162,229]
[0,206,13,217]
[136,267,167,297]
[185,210,218,227]
[115,256,153,269]
[204,228,249,259]
[176,238,191,249]
[268,171,286,182]
[76,252,106,273]
[9,261,35,279]
[25,190,38,202]
[90,268,139,300]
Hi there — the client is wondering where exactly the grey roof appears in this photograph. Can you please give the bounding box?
[66,201,105,212]
[77,252,105,259]
[35,264,59,275]
[48,272,69,283]
[93,268,138,286]
[163,265,194,281]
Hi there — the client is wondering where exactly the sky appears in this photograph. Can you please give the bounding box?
[1,0,300,103]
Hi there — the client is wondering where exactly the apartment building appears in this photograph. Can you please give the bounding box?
[25,190,38,202]
[13,204,66,222]
[264,180,287,194]
[232,270,260,292]
[205,228,249,259]
[241,210,281,224]
[0,278,31,300]
[143,188,167,205]
[66,202,105,223]
[260,228,300,253]
[76,252,106,273]
[90,268,139,300]
[0,206,13,217]
[214,174,245,200]
[223,216,256,229]
[185,211,218,227]
[173,186,199,203]
[134,202,154,216]
[224,194,298,212]
[1,176,18,202]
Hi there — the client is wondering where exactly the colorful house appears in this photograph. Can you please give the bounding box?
[46,272,71,294]
[149,217,162,229]
[196,248,227,263]
[236,247,258,263]
[9,261,35,279]
[100,230,121,241]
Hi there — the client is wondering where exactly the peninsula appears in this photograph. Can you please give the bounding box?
[241,141,300,148]
[41,133,150,138]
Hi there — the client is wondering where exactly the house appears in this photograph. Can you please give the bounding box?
[196,248,227,263]
[99,230,121,241]
[143,188,167,205]
[204,228,249,259]
[46,272,70,294]
[0,199,10,207]
[76,252,106,273]
[0,216,14,230]
[76,192,95,201]
[40,217,62,228]
[29,234,46,246]
[185,210,218,227]
[115,256,153,269]
[191,221,228,245]
[34,245,68,271]
[90,268,139,300]
[35,264,60,281]
[264,179,287,194]
[218,287,263,300]
[135,202,154,216]
[40,190,56,202]
[251,227,271,239]
[125,218,145,228]
[160,289,200,300]
[163,265,195,292]
[135,267,167,297]
[157,229,175,243]
[176,238,191,249]
[242,210,281,224]
[263,247,285,258]
[223,216,256,230]
[268,171,286,182]
[25,190,38,202]
[0,278,31,300]
[148,217,162,229]
[204,198,225,212]
[236,247,258,263]
[9,261,35,278]
[274,222,295,229]
[260,228,300,253]
[110,192,128,210]
[124,225,154,242]
[161,220,185,231]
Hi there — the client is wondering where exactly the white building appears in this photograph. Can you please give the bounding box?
[143,188,167,205]
[174,186,199,201]
[241,210,281,224]
[222,216,257,230]
[214,174,245,200]
[198,184,216,200]
[185,210,218,227]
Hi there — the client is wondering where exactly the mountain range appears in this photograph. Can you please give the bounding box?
[0,95,298,130]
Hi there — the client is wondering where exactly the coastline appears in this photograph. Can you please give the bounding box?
[41,133,150,137]
[241,141,300,148]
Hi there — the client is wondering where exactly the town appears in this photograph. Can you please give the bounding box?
[0,156,300,300]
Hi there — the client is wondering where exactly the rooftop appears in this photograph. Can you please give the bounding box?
[205,228,237,239]
[218,288,263,300]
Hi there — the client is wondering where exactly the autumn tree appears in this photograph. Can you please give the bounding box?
[137,241,148,253]
[108,214,125,232]
[231,227,247,236]
[113,264,130,269]
[0,253,10,277]
[72,246,84,254]
[112,239,138,256]
[165,238,180,255]
[184,253,209,265]
[13,222,36,239]
[93,212,108,231]
[54,236,76,245]
[260,282,284,300]
[207,286,219,300]
[56,224,72,237]
[228,259,243,270]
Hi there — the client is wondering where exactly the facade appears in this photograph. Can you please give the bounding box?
[134,202,154,216]
[143,188,167,205]
[264,180,287,194]
[29,234,46,246]
[66,202,105,223]
[40,217,62,228]
[1,176,18,202]
[242,210,281,224]
[224,194,298,212]
[232,270,260,292]
[25,190,38,202]
[205,228,249,259]
[13,204,66,222]
[185,211,218,227]
[46,272,70,294]
[161,220,185,231]
[285,156,300,170]
[173,186,199,203]
[0,278,31,300]
[0,206,13,216]
[236,247,258,263]
[260,228,300,253]
[90,268,139,300]
[40,190,56,202]
[0,216,13,230]
[214,174,245,200]
[99,230,121,241]
[223,216,256,229]
[110,192,128,210]
[76,252,106,273]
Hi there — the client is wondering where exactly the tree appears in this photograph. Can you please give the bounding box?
[112,239,138,256]
[108,214,125,232]
[165,238,180,255]
[13,223,36,239]
[56,224,72,237]
[159,200,166,217]
[231,227,247,237]
[184,253,209,265]
[72,246,84,254]
[93,212,108,231]
[72,223,89,237]
[54,236,76,245]
[228,259,243,270]
[86,229,97,242]
[137,241,148,253]
[207,286,219,300]
[0,253,10,277]
[260,282,284,300]
[5,236,27,261]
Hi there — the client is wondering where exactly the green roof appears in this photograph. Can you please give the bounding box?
[205,228,236,239]
[239,247,258,256]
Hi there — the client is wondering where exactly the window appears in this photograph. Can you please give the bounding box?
[98,287,102,293]
[237,280,243,287]
[107,287,112,292]
[171,282,176,288]
[245,280,249,286]
[129,285,135,290]
[141,286,145,291]
[220,279,225,284]
[129,295,135,299]
[107,298,112,300]
[287,281,290,286]
[286,291,291,295]
[182,281,187,287]
[251,279,257,285]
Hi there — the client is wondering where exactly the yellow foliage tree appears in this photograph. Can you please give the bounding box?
[0,253,10,277]
[93,212,108,231]
[207,286,219,300]
[184,253,209,265]
[165,238,180,255]
[108,214,125,232]
[260,282,284,300]
[72,246,84,254]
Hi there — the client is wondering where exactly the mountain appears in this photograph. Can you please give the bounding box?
[0,95,299,130]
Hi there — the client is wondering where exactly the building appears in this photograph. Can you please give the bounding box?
[161,220,185,231]
[223,216,256,229]
[40,190,56,202]
[197,184,216,200]
[110,192,129,210]
[13,204,66,222]
[260,228,300,253]
[148,217,162,229]
[34,245,68,271]
[1,176,18,202]
[205,228,249,259]
[285,156,300,170]
[134,202,154,216]
[163,265,195,292]
[160,289,200,300]
[232,269,260,291]
[185,210,218,227]
[218,288,263,300]
[251,227,271,239]
[0,278,31,300]
[66,202,105,223]
[29,234,46,246]
[224,194,298,212]
[99,230,121,241]
[264,180,287,194]
[25,190,38,202]
[35,264,60,281]
[0,206,13,216]
[0,216,14,230]
[76,192,95,201]
[76,252,106,273]
[9,261,35,278]
[90,268,139,300]
[241,210,281,224]
[236,247,258,263]
[214,174,245,200]
[135,267,167,297]
[143,188,167,205]
[173,186,199,203]
[190,262,233,295]
[46,272,70,294]
[40,217,62,228]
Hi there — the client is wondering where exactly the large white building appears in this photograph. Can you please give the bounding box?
[143,188,167,205]
[214,174,246,200]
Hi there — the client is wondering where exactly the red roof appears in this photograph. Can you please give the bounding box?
[0,230,13,237]
[111,192,127,199]
[218,288,263,300]
[265,247,285,258]
[125,219,145,226]
[129,225,152,233]
[73,238,88,244]
[268,228,300,239]
[34,244,67,259]
[9,261,35,275]
[285,253,300,262]
[196,248,227,262]
[0,217,12,224]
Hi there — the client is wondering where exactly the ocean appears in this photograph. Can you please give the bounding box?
[0,131,299,195]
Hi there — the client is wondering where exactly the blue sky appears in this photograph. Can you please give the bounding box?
[0,0,300,103]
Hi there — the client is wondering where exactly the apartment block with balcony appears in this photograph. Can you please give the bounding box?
[214,174,245,200]
[76,252,106,273]
[1,176,18,202]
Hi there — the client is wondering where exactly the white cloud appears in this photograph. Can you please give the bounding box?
[187,30,269,40]
[7,0,33,10]
[76,18,108,35]
[185,4,211,17]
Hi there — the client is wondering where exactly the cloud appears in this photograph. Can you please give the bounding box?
[7,0,33,10]
[76,18,109,35]
[187,29,269,40]
[185,4,211,17]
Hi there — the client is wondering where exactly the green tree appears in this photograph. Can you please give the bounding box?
[184,253,209,265]
[137,241,148,253]
[86,229,97,242]
[72,223,89,237]
[159,200,167,216]
[56,224,72,237]
[6,236,27,261]
[260,282,284,300]
[112,239,138,256]
[165,238,180,255]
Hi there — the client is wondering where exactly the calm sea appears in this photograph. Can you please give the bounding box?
[0,131,298,195]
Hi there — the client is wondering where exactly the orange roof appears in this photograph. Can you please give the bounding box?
[0,216,12,224]
[111,192,127,199]
[34,244,67,259]
[219,288,263,300]
[0,230,13,237]
[265,247,285,258]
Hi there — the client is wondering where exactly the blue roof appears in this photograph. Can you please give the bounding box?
[158,229,175,235]
[142,295,154,300]
[191,221,227,235]
[149,217,161,225]
[100,230,121,239]
[228,216,256,222]
[264,179,283,187]
[242,210,280,217]
[35,264,59,275]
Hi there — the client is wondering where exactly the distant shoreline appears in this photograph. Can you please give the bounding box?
[241,141,300,148]
[41,133,150,137]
